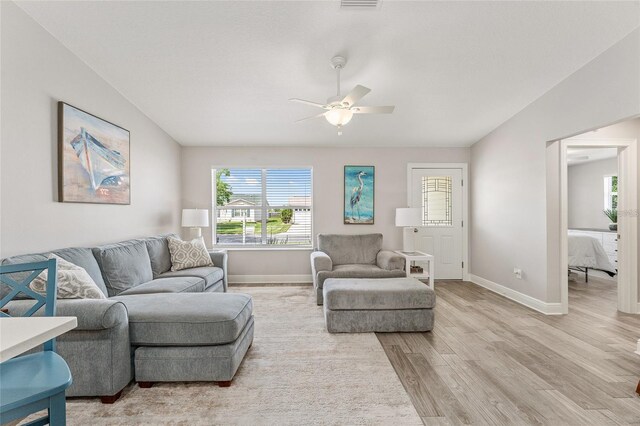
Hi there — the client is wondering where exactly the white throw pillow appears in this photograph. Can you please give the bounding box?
[167,236,213,271]
[30,254,106,299]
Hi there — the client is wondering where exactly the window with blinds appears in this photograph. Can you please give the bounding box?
[212,167,312,247]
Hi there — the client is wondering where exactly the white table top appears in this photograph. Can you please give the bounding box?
[0,317,77,362]
[394,250,434,260]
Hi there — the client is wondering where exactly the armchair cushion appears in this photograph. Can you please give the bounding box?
[317,234,382,265]
[376,250,405,271]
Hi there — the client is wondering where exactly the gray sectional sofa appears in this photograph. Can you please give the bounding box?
[310,233,406,305]
[1,234,253,403]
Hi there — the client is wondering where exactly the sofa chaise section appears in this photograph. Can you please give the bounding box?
[113,293,254,386]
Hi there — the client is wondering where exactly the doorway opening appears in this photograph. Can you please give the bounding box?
[551,119,638,314]
[566,146,619,299]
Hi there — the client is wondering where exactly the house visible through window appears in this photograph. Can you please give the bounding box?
[604,175,618,210]
[212,168,312,247]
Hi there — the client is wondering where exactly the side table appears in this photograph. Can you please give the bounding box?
[394,250,435,290]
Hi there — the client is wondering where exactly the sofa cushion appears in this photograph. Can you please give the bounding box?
[323,278,436,310]
[117,277,205,295]
[159,267,223,289]
[1,247,109,299]
[112,293,253,346]
[144,235,176,278]
[317,234,382,266]
[92,240,153,296]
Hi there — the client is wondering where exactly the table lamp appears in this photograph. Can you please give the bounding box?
[182,209,209,238]
[395,208,422,253]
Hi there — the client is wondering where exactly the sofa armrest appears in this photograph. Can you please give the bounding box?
[376,250,405,271]
[209,249,228,291]
[5,299,127,331]
[311,251,332,274]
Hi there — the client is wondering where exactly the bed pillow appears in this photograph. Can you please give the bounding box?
[30,254,106,299]
[167,236,213,271]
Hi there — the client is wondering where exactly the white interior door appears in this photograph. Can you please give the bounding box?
[410,168,463,279]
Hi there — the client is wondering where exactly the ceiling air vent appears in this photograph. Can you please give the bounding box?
[341,0,380,9]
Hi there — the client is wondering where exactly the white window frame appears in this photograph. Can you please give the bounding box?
[604,175,618,210]
[211,167,314,250]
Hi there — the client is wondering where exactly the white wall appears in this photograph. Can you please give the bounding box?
[568,157,617,230]
[182,147,469,280]
[0,2,182,257]
[470,28,639,304]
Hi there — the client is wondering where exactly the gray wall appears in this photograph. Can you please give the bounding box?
[181,146,469,279]
[1,2,182,257]
[471,28,639,303]
[568,157,617,230]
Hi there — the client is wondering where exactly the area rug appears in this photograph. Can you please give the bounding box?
[59,286,422,425]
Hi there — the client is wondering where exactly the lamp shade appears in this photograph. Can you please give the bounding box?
[182,209,209,227]
[395,208,421,227]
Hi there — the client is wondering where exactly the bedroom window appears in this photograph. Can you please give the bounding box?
[604,175,618,210]
[212,167,312,248]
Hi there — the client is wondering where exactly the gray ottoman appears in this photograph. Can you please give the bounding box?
[113,292,254,387]
[323,278,435,333]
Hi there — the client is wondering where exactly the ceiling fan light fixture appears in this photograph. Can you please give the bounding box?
[325,108,353,126]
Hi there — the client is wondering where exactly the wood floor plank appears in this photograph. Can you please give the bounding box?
[378,278,640,425]
[381,344,444,417]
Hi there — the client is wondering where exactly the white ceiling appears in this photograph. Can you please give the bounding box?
[567,147,618,166]
[17,1,640,147]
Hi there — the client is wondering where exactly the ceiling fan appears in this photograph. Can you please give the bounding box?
[289,56,395,135]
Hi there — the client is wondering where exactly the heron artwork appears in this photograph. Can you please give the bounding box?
[344,166,375,224]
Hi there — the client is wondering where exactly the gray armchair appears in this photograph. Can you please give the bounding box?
[311,233,406,305]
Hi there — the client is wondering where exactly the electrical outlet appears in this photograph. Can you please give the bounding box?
[513,268,522,279]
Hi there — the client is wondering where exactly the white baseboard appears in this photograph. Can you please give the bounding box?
[228,274,313,285]
[469,274,564,315]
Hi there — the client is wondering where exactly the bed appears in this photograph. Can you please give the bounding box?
[568,231,617,282]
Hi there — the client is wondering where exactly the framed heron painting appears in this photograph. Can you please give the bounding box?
[58,102,130,204]
[344,165,374,224]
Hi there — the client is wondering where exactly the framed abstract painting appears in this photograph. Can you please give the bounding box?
[58,102,130,204]
[344,165,374,224]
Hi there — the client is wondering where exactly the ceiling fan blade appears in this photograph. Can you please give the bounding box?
[295,112,327,122]
[341,85,371,107]
[289,98,328,109]
[352,106,395,114]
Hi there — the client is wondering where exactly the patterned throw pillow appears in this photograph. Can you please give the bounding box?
[167,236,213,271]
[30,254,106,299]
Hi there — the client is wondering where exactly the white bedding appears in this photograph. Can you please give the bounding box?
[568,232,616,274]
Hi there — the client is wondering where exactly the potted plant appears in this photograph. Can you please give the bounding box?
[603,209,617,231]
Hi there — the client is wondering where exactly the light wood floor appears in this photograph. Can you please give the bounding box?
[378,276,640,425]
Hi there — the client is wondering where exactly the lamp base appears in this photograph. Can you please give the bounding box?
[190,227,202,239]
[402,227,416,252]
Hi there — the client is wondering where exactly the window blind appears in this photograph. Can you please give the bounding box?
[213,167,312,247]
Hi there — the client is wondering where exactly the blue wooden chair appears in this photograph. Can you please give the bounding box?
[0,259,73,426]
